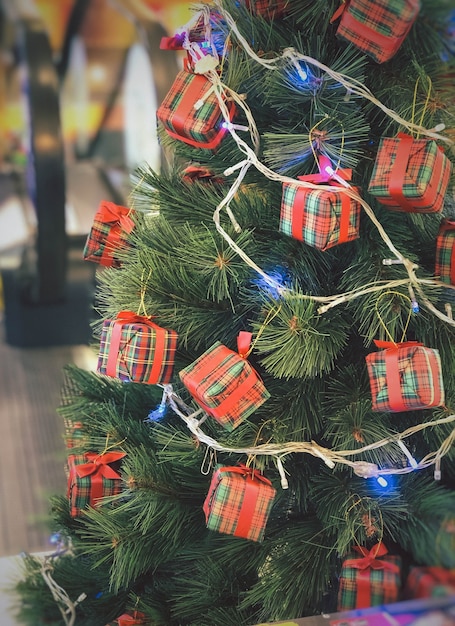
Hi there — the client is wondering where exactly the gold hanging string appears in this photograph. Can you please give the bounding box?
[374,290,413,345]
[411,75,433,140]
[244,304,282,358]
[137,268,153,317]
[97,434,127,460]
[347,496,385,549]
[309,116,346,173]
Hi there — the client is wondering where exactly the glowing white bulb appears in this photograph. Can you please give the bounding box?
[377,477,388,487]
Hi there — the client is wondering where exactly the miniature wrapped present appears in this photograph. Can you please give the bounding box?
[203,464,276,542]
[67,451,126,518]
[365,340,444,412]
[83,201,134,268]
[179,332,270,430]
[368,134,452,213]
[106,611,148,625]
[156,68,236,150]
[435,219,455,285]
[330,0,420,64]
[280,155,361,250]
[404,566,455,600]
[97,311,178,385]
[337,543,401,611]
[245,0,288,19]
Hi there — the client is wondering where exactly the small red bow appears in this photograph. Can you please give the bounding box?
[345,542,400,573]
[219,464,273,486]
[75,451,126,480]
[373,340,423,351]
[98,201,134,233]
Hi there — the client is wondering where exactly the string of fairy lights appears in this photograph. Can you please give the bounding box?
[146,2,455,488]
[35,3,455,616]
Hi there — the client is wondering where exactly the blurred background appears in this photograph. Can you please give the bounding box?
[0,0,191,620]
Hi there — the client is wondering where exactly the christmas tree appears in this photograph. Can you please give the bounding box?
[15,1,455,624]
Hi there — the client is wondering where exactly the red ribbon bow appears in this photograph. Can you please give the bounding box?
[345,543,399,573]
[114,611,146,625]
[373,340,423,351]
[114,311,158,327]
[298,154,353,185]
[330,0,350,23]
[219,463,273,486]
[425,567,455,587]
[98,201,134,233]
[237,331,253,359]
[75,451,126,480]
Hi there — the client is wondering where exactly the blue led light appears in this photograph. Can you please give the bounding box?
[252,268,289,299]
[146,402,167,423]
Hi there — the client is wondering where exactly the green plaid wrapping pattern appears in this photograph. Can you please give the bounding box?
[337,545,401,611]
[368,134,452,213]
[67,452,125,518]
[179,341,270,430]
[279,182,360,250]
[332,0,420,64]
[83,201,134,268]
[404,566,455,600]
[203,465,276,542]
[156,69,235,150]
[365,341,444,412]
[97,312,178,385]
[435,220,455,285]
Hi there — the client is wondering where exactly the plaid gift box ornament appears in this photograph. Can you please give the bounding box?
[404,566,455,600]
[203,464,276,542]
[279,154,361,251]
[83,200,134,268]
[245,0,288,19]
[337,542,401,611]
[365,340,444,412]
[179,331,270,430]
[97,311,178,385]
[156,63,236,150]
[435,219,455,285]
[330,0,420,64]
[67,450,126,518]
[368,133,452,213]
[106,611,148,625]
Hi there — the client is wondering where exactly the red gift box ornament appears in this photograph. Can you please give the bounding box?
[279,154,361,250]
[203,464,276,542]
[337,542,401,611]
[404,566,455,600]
[97,311,178,385]
[67,450,126,518]
[365,340,445,412]
[330,0,420,64]
[156,65,236,150]
[435,219,455,285]
[108,611,148,625]
[368,133,452,213]
[83,201,134,268]
[179,331,270,430]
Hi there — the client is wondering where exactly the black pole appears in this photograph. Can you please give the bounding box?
[18,18,67,304]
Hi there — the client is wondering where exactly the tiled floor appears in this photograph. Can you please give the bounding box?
[0,163,112,624]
